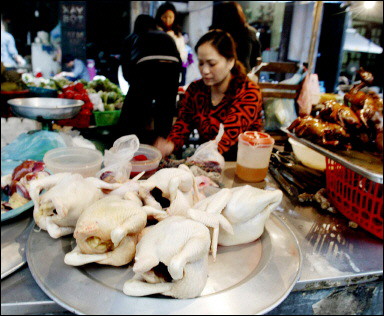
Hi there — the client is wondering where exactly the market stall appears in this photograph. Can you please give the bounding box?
[1,1,383,312]
[1,76,383,313]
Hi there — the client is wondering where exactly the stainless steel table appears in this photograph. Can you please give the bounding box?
[1,162,383,315]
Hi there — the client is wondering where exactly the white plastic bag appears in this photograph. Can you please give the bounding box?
[58,130,96,150]
[89,93,104,112]
[187,124,225,170]
[247,62,268,84]
[96,135,140,183]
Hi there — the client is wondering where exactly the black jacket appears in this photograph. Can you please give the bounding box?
[120,30,182,85]
[236,25,261,73]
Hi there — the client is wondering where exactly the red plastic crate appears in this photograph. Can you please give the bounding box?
[326,158,383,239]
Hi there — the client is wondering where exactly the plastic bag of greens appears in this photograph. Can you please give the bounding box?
[1,130,67,162]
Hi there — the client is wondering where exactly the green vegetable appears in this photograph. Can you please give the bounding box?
[107,91,118,103]
[52,78,72,91]
[104,103,115,111]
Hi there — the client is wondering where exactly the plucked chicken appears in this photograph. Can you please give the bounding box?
[218,185,283,246]
[141,174,217,222]
[29,173,121,238]
[139,164,200,215]
[186,188,234,261]
[105,171,145,198]
[64,194,147,266]
[123,216,211,299]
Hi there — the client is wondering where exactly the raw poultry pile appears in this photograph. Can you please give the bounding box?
[27,164,282,299]
[1,160,50,212]
[288,68,383,155]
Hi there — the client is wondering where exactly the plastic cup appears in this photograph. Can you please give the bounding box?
[235,131,275,182]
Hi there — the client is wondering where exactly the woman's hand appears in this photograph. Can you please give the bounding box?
[154,137,175,158]
[55,72,67,78]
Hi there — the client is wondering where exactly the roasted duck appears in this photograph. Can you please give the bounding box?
[289,66,383,154]
[287,116,350,147]
[318,100,362,130]
[358,92,383,152]
[341,68,383,152]
[344,67,374,110]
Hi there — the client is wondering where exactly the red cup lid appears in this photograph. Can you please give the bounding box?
[239,131,275,146]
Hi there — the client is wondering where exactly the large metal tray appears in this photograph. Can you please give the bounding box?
[1,216,34,279]
[26,213,302,315]
[282,128,383,183]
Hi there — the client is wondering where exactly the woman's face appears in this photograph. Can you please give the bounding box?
[161,10,175,29]
[197,42,235,87]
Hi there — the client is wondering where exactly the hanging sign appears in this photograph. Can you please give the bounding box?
[60,1,87,62]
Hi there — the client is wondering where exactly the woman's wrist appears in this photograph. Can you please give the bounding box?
[154,137,175,158]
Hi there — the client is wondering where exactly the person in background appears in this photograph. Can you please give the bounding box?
[117,14,181,145]
[155,1,188,85]
[50,22,62,63]
[181,32,195,86]
[1,20,25,68]
[154,29,263,160]
[210,1,261,73]
[56,54,90,81]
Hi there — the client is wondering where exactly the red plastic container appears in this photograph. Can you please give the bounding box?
[326,158,383,239]
[57,113,91,129]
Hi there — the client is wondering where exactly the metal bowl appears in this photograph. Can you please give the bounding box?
[8,97,84,120]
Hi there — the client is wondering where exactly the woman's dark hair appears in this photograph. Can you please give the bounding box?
[155,1,181,36]
[210,1,249,34]
[134,14,157,34]
[210,1,252,64]
[195,29,247,78]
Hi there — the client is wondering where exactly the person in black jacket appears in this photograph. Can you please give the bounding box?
[117,14,182,145]
[210,1,261,73]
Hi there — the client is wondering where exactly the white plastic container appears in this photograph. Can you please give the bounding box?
[288,138,326,171]
[236,131,275,182]
[130,144,162,179]
[44,147,103,177]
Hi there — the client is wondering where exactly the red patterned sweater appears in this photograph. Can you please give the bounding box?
[167,75,263,155]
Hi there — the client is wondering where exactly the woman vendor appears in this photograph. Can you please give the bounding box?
[154,29,263,160]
